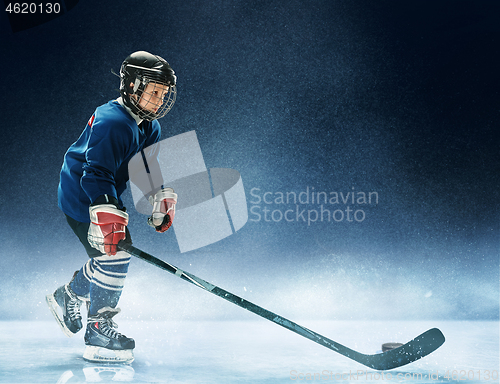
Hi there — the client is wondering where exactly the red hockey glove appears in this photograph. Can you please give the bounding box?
[88,203,129,256]
[148,187,177,233]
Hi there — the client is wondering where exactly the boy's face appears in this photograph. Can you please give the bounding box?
[132,82,171,113]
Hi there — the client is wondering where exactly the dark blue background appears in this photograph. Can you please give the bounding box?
[0,0,498,321]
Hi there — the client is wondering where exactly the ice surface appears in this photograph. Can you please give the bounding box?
[0,320,498,384]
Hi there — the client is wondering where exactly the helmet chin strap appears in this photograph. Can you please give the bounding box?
[116,97,143,126]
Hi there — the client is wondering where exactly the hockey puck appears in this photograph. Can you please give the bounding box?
[381,342,404,352]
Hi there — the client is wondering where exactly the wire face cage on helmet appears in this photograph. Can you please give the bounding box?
[119,52,177,121]
[137,81,176,121]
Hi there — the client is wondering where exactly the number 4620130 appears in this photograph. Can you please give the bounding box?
[5,3,61,14]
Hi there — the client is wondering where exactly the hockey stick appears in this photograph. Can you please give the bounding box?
[118,242,445,370]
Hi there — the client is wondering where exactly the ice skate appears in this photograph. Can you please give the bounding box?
[46,277,86,337]
[83,307,135,364]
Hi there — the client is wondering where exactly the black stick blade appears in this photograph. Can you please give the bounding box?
[360,328,445,370]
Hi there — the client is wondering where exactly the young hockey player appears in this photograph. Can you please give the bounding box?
[46,51,178,364]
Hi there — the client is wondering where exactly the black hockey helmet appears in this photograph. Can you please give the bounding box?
[119,51,177,121]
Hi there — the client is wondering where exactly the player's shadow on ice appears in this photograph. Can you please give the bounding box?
[53,364,135,383]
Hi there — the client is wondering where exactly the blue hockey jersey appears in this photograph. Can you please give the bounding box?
[58,99,161,222]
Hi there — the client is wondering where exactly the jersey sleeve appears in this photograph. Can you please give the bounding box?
[135,120,164,199]
[80,114,134,204]
[146,120,162,146]
[147,121,165,191]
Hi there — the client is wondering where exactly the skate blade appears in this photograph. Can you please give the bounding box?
[83,346,134,364]
[45,294,76,338]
